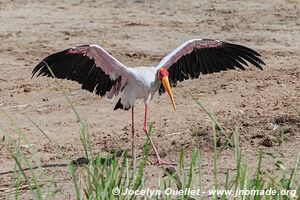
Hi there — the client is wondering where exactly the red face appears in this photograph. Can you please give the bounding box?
[158,67,169,80]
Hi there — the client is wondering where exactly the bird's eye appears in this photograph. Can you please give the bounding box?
[159,71,165,80]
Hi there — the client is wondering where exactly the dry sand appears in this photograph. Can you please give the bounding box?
[0,0,299,199]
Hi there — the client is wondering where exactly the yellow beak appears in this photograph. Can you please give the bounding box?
[161,76,176,111]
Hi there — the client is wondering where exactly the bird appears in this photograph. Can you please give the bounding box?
[32,39,265,165]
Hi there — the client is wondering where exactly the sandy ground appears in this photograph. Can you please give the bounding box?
[0,0,299,199]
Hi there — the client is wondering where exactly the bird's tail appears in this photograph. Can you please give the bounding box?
[114,98,130,110]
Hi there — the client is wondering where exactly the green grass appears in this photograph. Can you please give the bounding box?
[0,93,299,200]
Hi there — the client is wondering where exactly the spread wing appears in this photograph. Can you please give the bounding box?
[32,44,130,97]
[156,39,265,94]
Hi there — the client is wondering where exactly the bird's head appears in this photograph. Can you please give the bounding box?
[158,68,176,111]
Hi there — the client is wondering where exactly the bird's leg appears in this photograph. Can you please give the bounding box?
[143,104,175,166]
[131,106,135,159]
[143,104,148,133]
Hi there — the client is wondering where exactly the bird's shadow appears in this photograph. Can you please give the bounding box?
[0,149,127,176]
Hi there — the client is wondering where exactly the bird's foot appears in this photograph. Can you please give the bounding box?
[143,127,148,134]
[150,158,176,166]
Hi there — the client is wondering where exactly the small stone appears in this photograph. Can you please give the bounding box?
[23,87,31,92]
[260,137,273,147]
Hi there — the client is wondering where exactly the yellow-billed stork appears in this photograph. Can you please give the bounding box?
[32,39,265,165]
